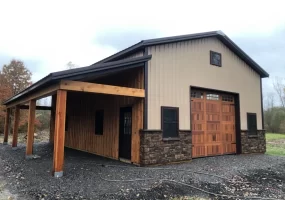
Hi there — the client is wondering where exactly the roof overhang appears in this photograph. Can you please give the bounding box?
[3,55,151,106]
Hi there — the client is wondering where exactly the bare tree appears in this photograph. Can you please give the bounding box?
[66,61,79,69]
[273,77,285,108]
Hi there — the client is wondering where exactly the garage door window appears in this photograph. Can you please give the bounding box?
[247,113,257,136]
[161,107,179,138]
[206,93,219,100]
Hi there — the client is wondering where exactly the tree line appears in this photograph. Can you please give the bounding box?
[264,77,285,133]
[0,59,50,135]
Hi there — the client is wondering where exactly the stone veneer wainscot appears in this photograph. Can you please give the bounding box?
[241,130,266,154]
[139,130,192,165]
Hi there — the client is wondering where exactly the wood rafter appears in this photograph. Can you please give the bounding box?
[59,80,145,98]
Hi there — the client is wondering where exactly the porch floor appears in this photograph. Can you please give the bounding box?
[0,142,285,199]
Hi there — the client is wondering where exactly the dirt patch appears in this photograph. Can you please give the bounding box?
[268,139,285,145]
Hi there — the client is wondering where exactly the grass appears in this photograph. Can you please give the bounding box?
[266,133,285,156]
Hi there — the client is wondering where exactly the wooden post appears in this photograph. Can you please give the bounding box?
[3,108,10,144]
[49,95,56,143]
[53,90,67,177]
[12,106,20,149]
[26,100,36,158]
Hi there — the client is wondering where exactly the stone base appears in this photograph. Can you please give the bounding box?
[140,130,192,165]
[12,147,18,150]
[25,155,34,160]
[54,171,63,178]
[3,142,8,145]
[241,130,266,154]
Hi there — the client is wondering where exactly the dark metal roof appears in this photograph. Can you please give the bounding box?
[95,30,269,78]
[3,55,152,105]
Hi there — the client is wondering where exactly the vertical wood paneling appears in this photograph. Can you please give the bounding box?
[64,67,144,163]
[12,106,20,147]
[147,37,262,130]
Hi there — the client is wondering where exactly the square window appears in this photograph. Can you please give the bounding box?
[210,51,222,67]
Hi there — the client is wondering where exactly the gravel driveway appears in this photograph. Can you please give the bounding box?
[0,143,285,199]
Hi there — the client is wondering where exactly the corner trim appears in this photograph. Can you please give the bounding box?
[143,47,148,130]
[260,77,264,129]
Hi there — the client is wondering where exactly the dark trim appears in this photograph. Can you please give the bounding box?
[140,129,163,132]
[247,112,258,136]
[190,85,239,95]
[235,94,242,154]
[260,77,264,129]
[210,51,222,67]
[4,55,152,105]
[143,47,148,130]
[19,105,52,110]
[161,106,179,139]
[162,137,180,141]
[189,86,242,154]
[93,30,269,78]
[179,130,192,132]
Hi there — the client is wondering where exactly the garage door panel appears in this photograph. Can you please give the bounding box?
[192,132,205,143]
[192,145,206,158]
[206,132,222,143]
[191,90,236,158]
[207,144,222,156]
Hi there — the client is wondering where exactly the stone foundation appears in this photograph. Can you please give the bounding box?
[140,130,192,165]
[241,130,266,154]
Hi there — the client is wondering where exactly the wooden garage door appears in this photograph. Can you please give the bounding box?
[191,90,236,158]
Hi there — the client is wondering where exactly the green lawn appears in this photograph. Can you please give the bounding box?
[266,133,285,156]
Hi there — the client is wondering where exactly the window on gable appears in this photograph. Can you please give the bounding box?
[210,51,222,67]
[95,110,104,135]
[247,113,257,136]
[161,107,179,138]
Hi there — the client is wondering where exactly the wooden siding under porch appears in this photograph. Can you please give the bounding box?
[64,92,143,164]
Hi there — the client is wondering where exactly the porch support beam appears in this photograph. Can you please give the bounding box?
[53,90,67,178]
[19,105,52,110]
[6,84,59,108]
[26,100,36,158]
[12,106,20,149]
[3,108,11,144]
[60,80,145,98]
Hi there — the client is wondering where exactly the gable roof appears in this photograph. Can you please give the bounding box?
[95,30,269,78]
[3,55,151,105]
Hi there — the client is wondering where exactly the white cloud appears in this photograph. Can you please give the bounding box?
[0,0,284,84]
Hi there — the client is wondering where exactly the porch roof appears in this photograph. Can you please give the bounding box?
[3,55,151,106]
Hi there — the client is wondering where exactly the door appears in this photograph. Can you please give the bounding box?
[119,107,132,159]
[191,90,236,158]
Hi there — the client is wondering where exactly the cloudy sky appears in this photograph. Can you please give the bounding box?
[0,0,284,102]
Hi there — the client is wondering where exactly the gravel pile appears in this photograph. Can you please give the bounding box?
[0,143,285,199]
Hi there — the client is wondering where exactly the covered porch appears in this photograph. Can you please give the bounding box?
[2,56,150,177]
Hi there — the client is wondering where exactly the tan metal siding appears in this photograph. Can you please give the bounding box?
[147,37,262,130]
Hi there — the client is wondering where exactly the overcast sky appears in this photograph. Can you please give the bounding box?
[0,0,284,103]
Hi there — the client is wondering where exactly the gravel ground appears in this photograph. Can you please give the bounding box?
[0,143,285,199]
